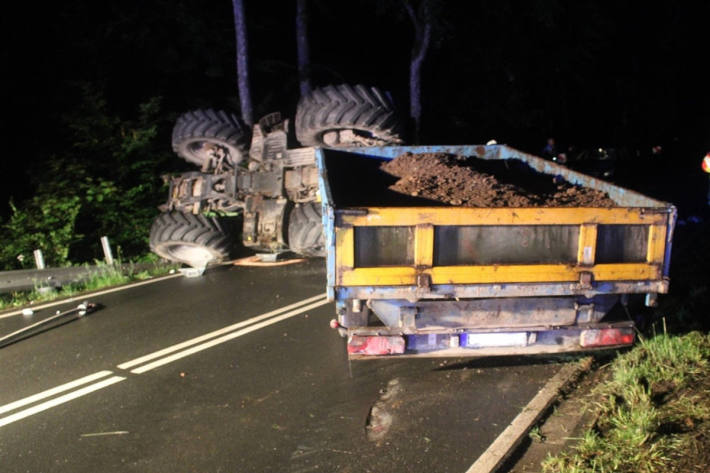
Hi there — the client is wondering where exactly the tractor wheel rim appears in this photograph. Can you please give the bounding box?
[167,244,214,265]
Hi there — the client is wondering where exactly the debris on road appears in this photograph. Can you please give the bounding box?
[366,378,401,443]
[0,302,99,349]
[232,255,307,267]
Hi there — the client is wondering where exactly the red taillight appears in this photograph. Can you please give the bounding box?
[702,153,710,173]
[347,335,406,355]
[580,328,635,348]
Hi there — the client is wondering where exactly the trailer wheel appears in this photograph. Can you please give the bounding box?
[295,84,404,148]
[150,212,233,267]
[287,203,326,257]
[172,109,247,169]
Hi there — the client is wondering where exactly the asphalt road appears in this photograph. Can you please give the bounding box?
[0,259,564,473]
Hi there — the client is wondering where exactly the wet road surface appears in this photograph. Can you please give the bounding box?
[0,260,564,472]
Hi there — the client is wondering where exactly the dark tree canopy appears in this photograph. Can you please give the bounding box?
[4,0,710,214]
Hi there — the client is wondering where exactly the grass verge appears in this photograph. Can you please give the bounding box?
[541,330,710,473]
[0,261,179,311]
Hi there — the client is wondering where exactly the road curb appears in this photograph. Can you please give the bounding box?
[466,356,593,473]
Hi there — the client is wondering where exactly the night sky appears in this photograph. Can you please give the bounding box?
[4,1,710,215]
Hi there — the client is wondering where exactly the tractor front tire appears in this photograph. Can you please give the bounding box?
[172,109,247,169]
[150,212,233,267]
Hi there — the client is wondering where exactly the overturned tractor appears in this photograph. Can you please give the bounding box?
[150,84,404,267]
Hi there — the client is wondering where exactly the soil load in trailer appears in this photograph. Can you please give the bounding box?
[381,152,617,208]
[317,144,676,359]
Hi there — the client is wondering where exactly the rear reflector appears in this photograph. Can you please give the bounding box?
[461,332,529,348]
[347,335,406,355]
[580,328,635,348]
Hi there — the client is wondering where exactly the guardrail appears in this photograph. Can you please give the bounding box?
[0,235,172,293]
[0,263,169,293]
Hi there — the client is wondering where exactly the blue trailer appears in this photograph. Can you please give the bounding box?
[315,144,676,359]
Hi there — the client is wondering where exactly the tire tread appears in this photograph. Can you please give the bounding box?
[295,84,404,148]
[149,212,233,266]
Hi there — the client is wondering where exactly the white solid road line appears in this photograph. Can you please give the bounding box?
[80,431,129,437]
[117,293,327,370]
[0,370,113,416]
[0,376,126,428]
[131,298,331,374]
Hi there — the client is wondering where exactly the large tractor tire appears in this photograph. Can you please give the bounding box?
[295,84,404,148]
[172,109,247,169]
[287,203,326,257]
[150,212,233,267]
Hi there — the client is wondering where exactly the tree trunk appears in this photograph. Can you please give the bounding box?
[404,1,431,144]
[296,0,311,97]
[232,0,253,126]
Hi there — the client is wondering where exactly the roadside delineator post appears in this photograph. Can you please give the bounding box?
[32,249,55,294]
[100,236,114,265]
[33,250,45,270]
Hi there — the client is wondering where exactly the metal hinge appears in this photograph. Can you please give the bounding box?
[416,273,431,290]
[579,271,594,289]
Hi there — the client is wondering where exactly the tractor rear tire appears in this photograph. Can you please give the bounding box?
[172,109,247,169]
[150,212,233,267]
[295,84,404,148]
[287,203,326,257]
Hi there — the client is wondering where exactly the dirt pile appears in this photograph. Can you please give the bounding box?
[381,152,617,207]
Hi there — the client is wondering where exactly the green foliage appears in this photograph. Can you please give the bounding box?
[617,331,710,388]
[0,84,175,269]
[542,331,710,473]
[529,425,546,443]
[1,196,83,268]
